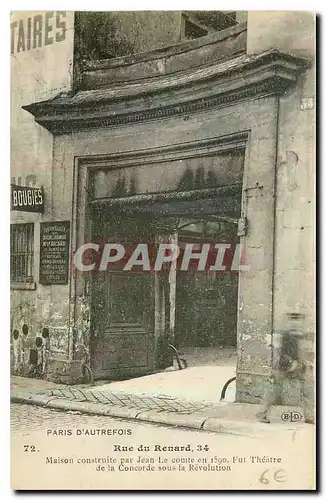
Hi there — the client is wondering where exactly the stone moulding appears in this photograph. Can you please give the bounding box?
[23,49,310,135]
[82,23,247,73]
[79,23,248,88]
[78,132,248,167]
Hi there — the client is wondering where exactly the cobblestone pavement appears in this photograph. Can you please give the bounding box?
[10,403,215,437]
[11,403,86,436]
[37,387,214,414]
[11,403,129,436]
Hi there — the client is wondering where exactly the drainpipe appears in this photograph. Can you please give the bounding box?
[169,230,178,345]
[68,158,78,361]
[270,95,281,372]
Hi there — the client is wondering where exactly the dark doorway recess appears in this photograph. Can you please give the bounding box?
[89,187,241,380]
[174,216,238,349]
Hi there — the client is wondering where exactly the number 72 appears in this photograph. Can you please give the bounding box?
[23,445,36,452]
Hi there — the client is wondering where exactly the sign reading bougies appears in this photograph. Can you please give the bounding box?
[11,184,44,213]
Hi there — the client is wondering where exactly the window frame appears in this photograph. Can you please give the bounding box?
[10,222,36,290]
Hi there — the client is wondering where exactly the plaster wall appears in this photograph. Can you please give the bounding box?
[10,11,74,356]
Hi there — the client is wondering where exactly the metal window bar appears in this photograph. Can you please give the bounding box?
[10,223,34,282]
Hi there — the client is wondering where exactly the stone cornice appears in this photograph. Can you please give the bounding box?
[82,23,247,73]
[23,49,310,135]
[79,23,247,87]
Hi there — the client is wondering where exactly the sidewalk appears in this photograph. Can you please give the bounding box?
[11,367,310,438]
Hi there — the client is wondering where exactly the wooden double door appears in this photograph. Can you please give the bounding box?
[89,190,240,380]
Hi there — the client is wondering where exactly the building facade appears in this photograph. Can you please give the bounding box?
[11,11,315,413]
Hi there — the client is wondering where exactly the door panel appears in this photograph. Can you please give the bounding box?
[108,273,146,326]
[91,270,154,379]
[90,213,156,380]
[99,333,148,370]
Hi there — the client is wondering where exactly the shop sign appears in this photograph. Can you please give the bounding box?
[11,184,44,213]
[39,221,70,285]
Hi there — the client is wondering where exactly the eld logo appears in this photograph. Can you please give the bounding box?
[281,411,303,422]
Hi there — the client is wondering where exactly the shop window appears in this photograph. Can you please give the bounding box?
[10,223,34,283]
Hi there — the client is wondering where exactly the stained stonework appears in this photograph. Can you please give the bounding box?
[247,11,315,412]
[16,12,315,418]
[73,294,91,362]
[46,358,84,384]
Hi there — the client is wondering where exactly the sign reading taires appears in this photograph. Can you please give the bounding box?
[11,11,67,55]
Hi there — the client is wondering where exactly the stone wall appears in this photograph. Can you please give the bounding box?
[10,11,75,369]
[51,94,279,391]
[80,22,247,89]
[74,11,183,64]
[74,11,247,64]
[111,11,183,54]
[247,11,315,414]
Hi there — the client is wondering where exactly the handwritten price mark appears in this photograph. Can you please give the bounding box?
[259,469,287,485]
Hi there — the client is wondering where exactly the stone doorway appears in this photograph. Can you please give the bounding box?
[89,204,240,379]
[87,145,244,380]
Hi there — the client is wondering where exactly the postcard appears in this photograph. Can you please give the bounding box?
[10,10,316,490]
